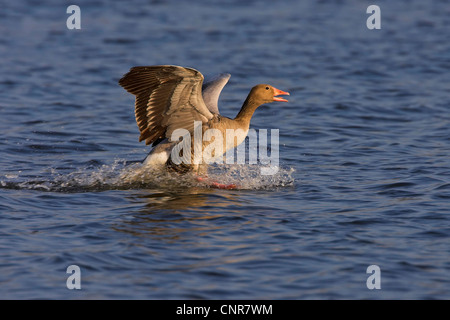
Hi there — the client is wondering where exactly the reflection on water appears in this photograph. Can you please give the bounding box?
[112,188,242,241]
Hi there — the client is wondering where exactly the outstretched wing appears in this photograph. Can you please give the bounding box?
[119,65,214,145]
[202,73,231,115]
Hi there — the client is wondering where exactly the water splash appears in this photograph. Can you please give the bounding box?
[0,160,295,192]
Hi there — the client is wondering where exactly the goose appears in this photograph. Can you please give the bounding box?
[119,65,289,188]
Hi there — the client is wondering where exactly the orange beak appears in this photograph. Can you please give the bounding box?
[272,87,290,102]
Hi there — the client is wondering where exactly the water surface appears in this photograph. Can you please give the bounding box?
[0,0,449,299]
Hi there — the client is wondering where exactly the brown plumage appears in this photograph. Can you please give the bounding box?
[119,65,289,174]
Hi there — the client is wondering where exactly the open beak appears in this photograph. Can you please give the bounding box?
[272,87,290,102]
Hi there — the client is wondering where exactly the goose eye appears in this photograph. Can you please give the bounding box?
[265,86,269,90]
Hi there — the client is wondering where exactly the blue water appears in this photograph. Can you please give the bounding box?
[1,0,449,299]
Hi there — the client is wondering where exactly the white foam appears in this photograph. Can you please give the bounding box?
[1,160,295,192]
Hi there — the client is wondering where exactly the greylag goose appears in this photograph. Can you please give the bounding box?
[119,65,289,188]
